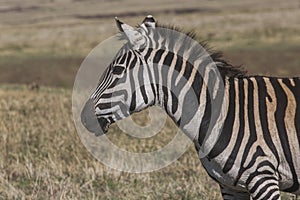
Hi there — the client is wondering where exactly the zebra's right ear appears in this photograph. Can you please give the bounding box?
[115,17,131,32]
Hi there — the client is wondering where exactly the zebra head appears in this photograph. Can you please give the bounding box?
[81,16,157,135]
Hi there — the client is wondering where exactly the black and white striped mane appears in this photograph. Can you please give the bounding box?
[157,24,247,78]
[119,23,247,79]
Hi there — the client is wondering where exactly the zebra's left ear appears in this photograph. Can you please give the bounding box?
[115,17,146,50]
[142,15,156,28]
[140,15,156,33]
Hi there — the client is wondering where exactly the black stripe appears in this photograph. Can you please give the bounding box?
[191,67,203,104]
[143,48,157,103]
[140,85,148,104]
[129,53,137,69]
[163,51,174,67]
[153,49,165,64]
[162,86,169,113]
[270,78,299,192]
[150,83,156,104]
[282,78,300,155]
[256,77,280,173]
[223,78,245,173]
[118,52,127,64]
[125,51,132,65]
[234,78,257,185]
[138,57,148,104]
[271,194,280,200]
[97,101,120,110]
[198,87,211,146]
[97,102,112,110]
[171,92,178,114]
[144,48,153,62]
[182,61,193,82]
[208,78,235,158]
[153,49,165,102]
[171,55,183,87]
[261,188,279,200]
[161,53,170,107]
[171,55,186,98]
[93,68,110,97]
[130,91,136,112]
[248,170,276,194]
[252,182,278,199]
[129,56,138,111]
[257,160,276,173]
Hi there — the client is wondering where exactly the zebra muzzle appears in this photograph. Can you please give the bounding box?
[81,99,110,136]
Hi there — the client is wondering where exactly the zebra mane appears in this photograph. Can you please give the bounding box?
[155,23,247,78]
[117,23,247,78]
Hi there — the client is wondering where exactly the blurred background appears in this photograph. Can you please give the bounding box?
[0,0,299,199]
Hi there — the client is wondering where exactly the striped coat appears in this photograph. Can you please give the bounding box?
[81,16,300,199]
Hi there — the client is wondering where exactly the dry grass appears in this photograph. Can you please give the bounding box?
[0,85,221,199]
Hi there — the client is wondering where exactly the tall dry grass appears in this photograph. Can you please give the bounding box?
[0,85,222,199]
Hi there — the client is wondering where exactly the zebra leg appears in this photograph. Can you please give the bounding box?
[219,185,250,200]
[247,175,281,200]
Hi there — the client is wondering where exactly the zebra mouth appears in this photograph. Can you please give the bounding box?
[98,117,111,134]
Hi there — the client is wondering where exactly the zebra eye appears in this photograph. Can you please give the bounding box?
[112,65,125,75]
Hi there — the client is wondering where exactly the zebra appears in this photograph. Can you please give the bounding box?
[81,15,300,199]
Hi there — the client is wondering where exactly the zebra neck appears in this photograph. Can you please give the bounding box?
[153,60,231,151]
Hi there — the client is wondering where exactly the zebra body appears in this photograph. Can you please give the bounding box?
[81,16,300,199]
[202,77,300,199]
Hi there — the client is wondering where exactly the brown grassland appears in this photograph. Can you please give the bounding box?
[1,0,300,199]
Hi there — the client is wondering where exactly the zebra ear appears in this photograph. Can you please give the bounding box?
[115,17,146,49]
[142,15,156,28]
[140,15,156,33]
